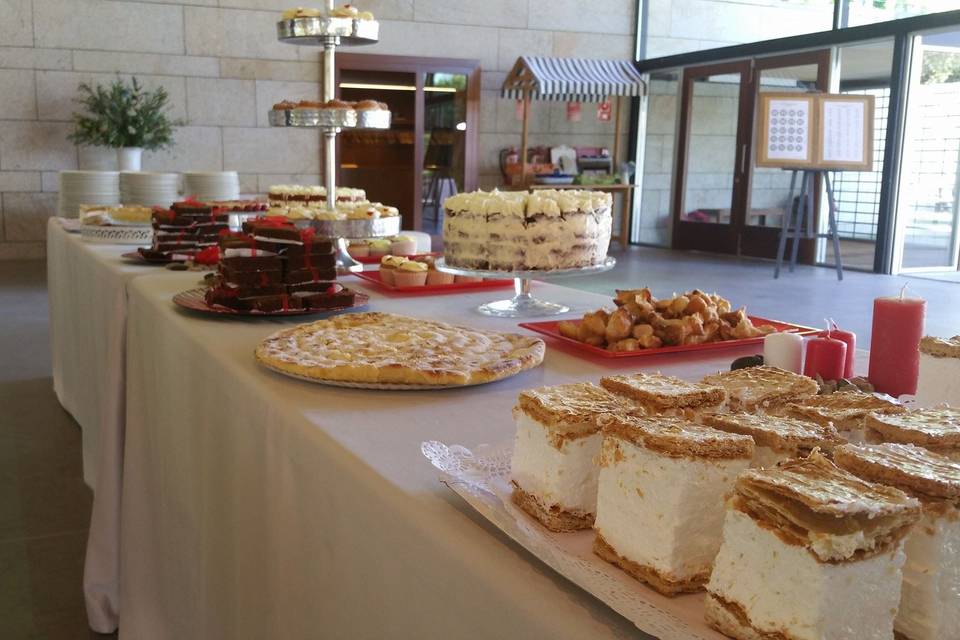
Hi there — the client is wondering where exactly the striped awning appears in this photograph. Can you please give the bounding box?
[501,56,646,102]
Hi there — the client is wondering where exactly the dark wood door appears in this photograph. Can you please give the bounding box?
[741,50,830,260]
[673,60,753,254]
[336,54,480,233]
[672,51,831,259]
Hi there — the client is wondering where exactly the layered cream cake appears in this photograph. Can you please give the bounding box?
[706,451,921,640]
[593,414,753,595]
[443,189,613,271]
[509,383,640,531]
[599,372,726,416]
[776,391,906,442]
[834,443,960,640]
[701,365,818,412]
[866,407,960,460]
[702,412,842,467]
[916,336,960,407]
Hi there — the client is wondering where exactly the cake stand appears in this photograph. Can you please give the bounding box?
[271,3,395,275]
[291,217,401,273]
[435,257,616,318]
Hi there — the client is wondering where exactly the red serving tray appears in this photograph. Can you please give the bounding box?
[518,316,819,359]
[352,270,514,295]
[351,251,441,264]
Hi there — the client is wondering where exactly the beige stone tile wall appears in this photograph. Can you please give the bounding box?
[0,0,636,258]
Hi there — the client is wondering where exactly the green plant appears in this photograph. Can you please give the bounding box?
[68,76,178,150]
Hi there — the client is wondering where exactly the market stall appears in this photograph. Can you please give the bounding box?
[501,56,646,246]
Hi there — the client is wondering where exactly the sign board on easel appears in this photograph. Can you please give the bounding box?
[756,92,874,171]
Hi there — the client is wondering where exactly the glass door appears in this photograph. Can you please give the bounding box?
[742,51,830,260]
[673,61,752,254]
[421,72,468,235]
[894,28,960,273]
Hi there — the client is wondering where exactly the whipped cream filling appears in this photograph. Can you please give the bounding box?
[915,353,960,408]
[896,508,960,640]
[708,508,905,640]
[594,437,749,580]
[510,412,601,514]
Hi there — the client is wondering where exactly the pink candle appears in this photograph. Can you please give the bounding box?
[804,334,847,381]
[868,289,926,397]
[821,322,856,378]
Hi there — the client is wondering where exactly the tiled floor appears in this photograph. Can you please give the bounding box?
[0,249,957,639]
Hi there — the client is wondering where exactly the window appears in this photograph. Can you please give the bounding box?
[841,0,959,28]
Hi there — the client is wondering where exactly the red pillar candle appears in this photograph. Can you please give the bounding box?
[804,334,847,381]
[868,290,926,397]
[823,322,856,378]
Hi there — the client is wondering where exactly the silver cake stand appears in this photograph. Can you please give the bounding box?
[435,257,616,317]
[293,217,401,273]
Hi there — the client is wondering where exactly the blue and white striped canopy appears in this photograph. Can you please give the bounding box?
[501,56,646,102]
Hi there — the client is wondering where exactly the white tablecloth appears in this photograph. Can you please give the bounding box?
[47,219,166,632]
[117,272,767,639]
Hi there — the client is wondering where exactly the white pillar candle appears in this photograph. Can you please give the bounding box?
[764,332,804,373]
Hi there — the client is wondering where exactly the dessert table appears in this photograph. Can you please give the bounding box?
[47,218,164,632]
[114,272,787,640]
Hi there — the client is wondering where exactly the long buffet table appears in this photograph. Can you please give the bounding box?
[50,219,798,639]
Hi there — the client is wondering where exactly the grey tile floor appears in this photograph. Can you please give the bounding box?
[0,249,956,639]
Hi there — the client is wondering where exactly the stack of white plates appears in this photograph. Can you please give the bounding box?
[120,172,180,207]
[58,171,120,218]
[182,171,240,202]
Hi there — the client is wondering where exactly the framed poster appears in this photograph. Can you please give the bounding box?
[756,93,816,168]
[816,94,874,170]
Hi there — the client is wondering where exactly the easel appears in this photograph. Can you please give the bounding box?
[774,169,843,280]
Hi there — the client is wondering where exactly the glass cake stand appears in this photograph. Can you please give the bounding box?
[435,257,616,317]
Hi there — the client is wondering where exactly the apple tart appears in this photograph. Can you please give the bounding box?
[255,312,545,386]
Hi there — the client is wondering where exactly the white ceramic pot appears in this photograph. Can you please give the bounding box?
[117,147,143,171]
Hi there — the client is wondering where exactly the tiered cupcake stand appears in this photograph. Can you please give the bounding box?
[271,4,399,272]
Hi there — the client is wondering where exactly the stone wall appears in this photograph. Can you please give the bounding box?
[0,0,635,259]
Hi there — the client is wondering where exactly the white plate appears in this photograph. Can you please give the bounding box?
[420,439,726,640]
[80,224,154,245]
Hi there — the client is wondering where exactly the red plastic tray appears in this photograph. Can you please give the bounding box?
[352,270,514,295]
[518,316,819,359]
[351,251,441,264]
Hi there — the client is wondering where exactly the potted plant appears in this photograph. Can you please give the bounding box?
[68,76,178,171]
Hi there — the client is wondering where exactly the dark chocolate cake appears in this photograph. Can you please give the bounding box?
[205,218,356,312]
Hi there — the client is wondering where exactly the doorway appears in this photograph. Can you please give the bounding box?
[335,54,480,234]
[672,50,831,259]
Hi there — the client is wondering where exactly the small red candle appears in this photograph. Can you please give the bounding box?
[868,287,926,397]
[822,321,856,378]
[804,333,847,381]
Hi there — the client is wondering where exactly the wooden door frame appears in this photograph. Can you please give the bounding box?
[739,49,831,260]
[335,53,480,231]
[672,60,754,254]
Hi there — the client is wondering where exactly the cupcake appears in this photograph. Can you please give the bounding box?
[416,256,454,285]
[393,259,428,287]
[379,255,404,285]
[369,238,391,258]
[347,240,370,258]
[390,234,417,256]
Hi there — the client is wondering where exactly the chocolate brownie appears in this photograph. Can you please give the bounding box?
[284,266,338,284]
[240,294,302,313]
[286,280,338,294]
[218,267,284,287]
[220,255,283,272]
[283,252,337,270]
[293,286,356,309]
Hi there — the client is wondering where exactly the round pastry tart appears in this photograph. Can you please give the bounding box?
[255,312,545,387]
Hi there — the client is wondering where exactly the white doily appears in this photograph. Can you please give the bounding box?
[421,440,726,640]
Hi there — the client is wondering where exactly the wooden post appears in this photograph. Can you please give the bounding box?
[612,96,622,166]
[520,91,530,186]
